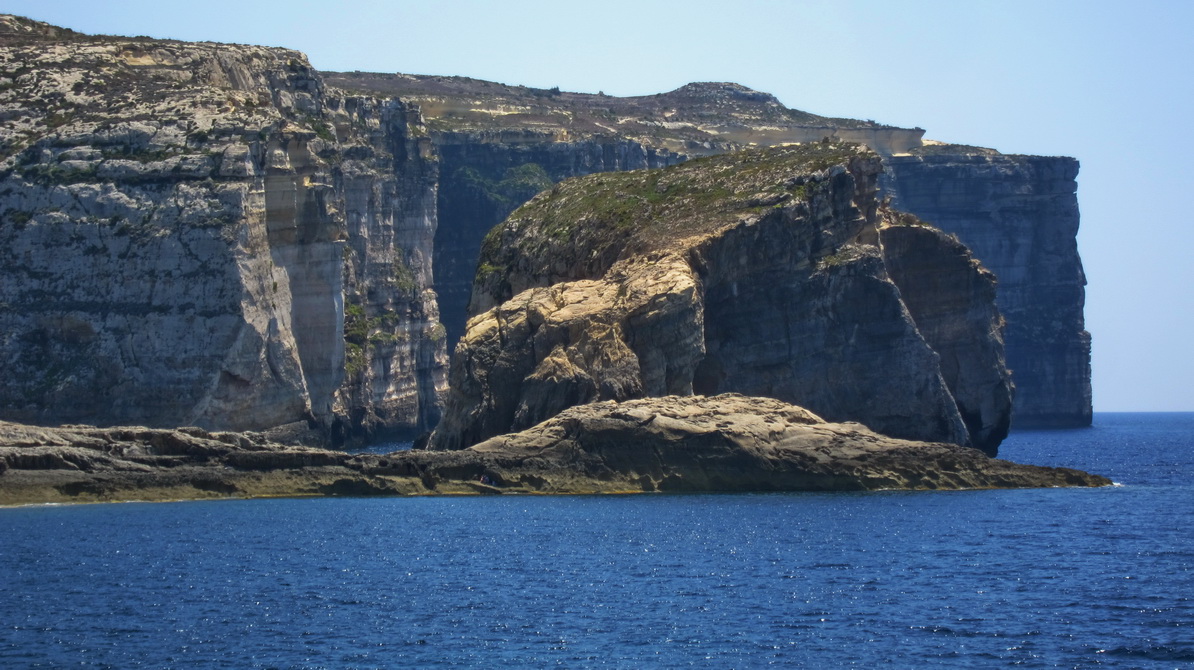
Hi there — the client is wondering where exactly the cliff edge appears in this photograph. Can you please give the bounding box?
[329,71,1089,429]
[883,146,1090,427]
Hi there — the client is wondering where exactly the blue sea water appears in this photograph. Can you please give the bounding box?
[1,413,1192,668]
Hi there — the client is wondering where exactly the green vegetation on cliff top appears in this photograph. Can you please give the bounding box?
[476,141,872,283]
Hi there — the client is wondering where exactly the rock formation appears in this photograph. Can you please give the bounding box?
[431,134,682,346]
[328,73,1090,429]
[0,396,1110,506]
[0,15,1090,445]
[878,212,1014,451]
[0,15,447,441]
[324,73,921,349]
[432,144,1014,454]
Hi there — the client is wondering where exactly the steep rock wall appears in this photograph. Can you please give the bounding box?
[882,146,1090,427]
[430,136,1089,430]
[328,67,1087,430]
[0,19,446,440]
[0,17,1087,437]
[878,216,1013,451]
[326,97,447,441]
[433,131,683,347]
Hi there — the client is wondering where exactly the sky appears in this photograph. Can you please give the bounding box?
[4,0,1192,411]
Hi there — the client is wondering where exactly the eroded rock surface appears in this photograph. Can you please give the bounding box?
[463,395,1107,492]
[325,73,925,352]
[0,15,446,441]
[433,144,1014,453]
[0,396,1109,506]
[0,15,1089,442]
[878,213,1014,452]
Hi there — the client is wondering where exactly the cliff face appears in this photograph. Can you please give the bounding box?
[882,146,1090,427]
[0,16,446,440]
[432,132,683,346]
[328,72,1089,429]
[0,16,1087,439]
[433,144,1013,454]
[322,73,925,352]
[878,215,1013,451]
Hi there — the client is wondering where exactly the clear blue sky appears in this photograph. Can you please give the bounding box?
[5,0,1192,411]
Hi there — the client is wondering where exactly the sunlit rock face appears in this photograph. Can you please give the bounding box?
[432,144,1013,454]
[431,134,684,349]
[319,74,924,354]
[0,16,446,441]
[882,145,1091,428]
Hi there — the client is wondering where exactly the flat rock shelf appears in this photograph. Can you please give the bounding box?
[0,395,1109,506]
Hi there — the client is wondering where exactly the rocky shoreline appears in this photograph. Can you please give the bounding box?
[0,395,1110,506]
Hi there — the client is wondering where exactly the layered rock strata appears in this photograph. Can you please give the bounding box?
[878,213,1014,452]
[433,144,1013,454]
[0,16,447,440]
[882,145,1091,427]
[324,74,922,353]
[0,15,1090,440]
[0,395,1110,506]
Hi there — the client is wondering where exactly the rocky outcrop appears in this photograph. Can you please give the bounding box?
[433,144,1014,453]
[323,74,926,157]
[0,395,1110,505]
[327,73,1088,429]
[325,74,925,353]
[459,395,1107,492]
[432,133,683,346]
[0,15,446,441]
[882,145,1091,427]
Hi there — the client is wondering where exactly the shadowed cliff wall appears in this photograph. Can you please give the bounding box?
[882,148,1091,427]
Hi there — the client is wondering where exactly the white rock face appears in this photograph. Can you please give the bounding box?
[0,16,447,439]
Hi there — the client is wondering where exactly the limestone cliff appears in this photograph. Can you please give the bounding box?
[878,213,1013,451]
[432,133,683,346]
[882,145,1090,427]
[0,15,1088,440]
[327,72,1090,429]
[324,73,922,351]
[432,144,1013,454]
[0,15,446,440]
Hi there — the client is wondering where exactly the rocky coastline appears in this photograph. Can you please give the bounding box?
[0,395,1110,506]
[0,14,1091,443]
[0,16,1104,506]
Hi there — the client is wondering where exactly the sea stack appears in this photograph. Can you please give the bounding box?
[432,143,1013,454]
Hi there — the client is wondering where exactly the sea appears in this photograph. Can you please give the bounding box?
[1,412,1191,668]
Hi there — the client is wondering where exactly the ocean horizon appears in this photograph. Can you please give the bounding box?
[2,412,1191,667]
